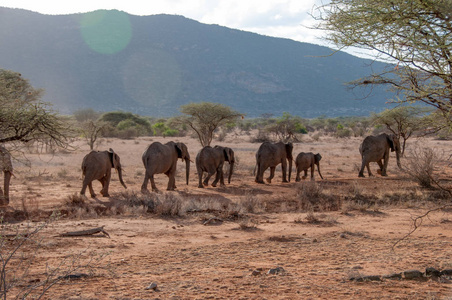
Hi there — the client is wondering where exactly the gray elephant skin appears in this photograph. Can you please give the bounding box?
[81,148,127,197]
[255,142,293,184]
[359,133,401,177]
[295,152,323,181]
[0,146,13,206]
[196,145,235,188]
[141,141,190,192]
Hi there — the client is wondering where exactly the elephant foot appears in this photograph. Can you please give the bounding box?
[255,180,265,184]
[295,177,301,182]
[302,175,307,180]
[282,179,288,183]
[90,194,97,198]
[358,173,365,178]
[102,194,110,197]
[266,178,272,183]
[310,177,315,181]
[198,184,204,188]
[141,188,150,194]
[381,173,388,177]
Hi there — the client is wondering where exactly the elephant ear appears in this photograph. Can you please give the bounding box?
[176,143,189,161]
[315,153,322,163]
[108,148,119,169]
[223,148,234,163]
[387,135,395,152]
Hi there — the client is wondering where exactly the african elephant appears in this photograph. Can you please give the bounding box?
[0,146,13,206]
[196,145,235,188]
[141,141,190,192]
[80,148,127,197]
[255,142,293,184]
[359,133,401,177]
[295,152,323,181]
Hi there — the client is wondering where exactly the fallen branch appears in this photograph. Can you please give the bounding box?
[59,226,110,238]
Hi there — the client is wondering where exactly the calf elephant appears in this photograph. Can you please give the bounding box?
[81,148,127,197]
[295,152,323,181]
[141,141,190,192]
[359,133,401,177]
[0,146,13,206]
[196,146,235,188]
[255,142,293,184]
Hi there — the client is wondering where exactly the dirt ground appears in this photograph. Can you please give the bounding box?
[3,133,452,299]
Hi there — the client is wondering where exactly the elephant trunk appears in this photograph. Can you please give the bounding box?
[396,148,402,169]
[2,171,11,205]
[185,159,190,185]
[117,168,127,189]
[228,161,234,184]
[288,158,293,182]
[317,165,324,180]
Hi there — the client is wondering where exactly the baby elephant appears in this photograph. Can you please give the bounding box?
[295,152,323,181]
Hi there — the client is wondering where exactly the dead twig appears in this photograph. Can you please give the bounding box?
[58,226,110,238]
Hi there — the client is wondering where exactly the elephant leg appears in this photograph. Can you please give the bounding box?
[150,175,159,192]
[310,167,315,181]
[295,169,301,182]
[255,164,265,184]
[88,182,96,198]
[381,156,389,176]
[141,172,150,193]
[100,175,111,197]
[204,171,215,186]
[167,174,176,191]
[303,170,308,180]
[281,161,288,183]
[266,167,276,183]
[0,187,5,206]
[358,160,367,177]
[198,171,204,188]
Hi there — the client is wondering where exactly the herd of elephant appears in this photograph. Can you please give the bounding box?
[0,133,401,204]
[78,132,401,198]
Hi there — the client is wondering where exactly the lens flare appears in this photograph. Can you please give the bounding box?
[80,10,132,54]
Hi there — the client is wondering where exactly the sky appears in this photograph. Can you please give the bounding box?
[1,0,331,48]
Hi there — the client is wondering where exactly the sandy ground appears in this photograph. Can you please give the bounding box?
[3,133,452,299]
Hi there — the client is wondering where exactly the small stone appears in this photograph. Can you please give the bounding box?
[339,233,347,239]
[312,238,318,243]
[402,270,424,280]
[441,269,452,276]
[425,267,441,277]
[362,275,381,281]
[267,267,285,275]
[382,273,402,280]
[251,270,261,276]
[145,282,158,290]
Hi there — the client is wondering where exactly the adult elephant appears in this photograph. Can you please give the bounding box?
[0,146,13,206]
[359,133,401,177]
[196,145,235,188]
[295,152,323,181]
[141,141,190,192]
[80,148,127,197]
[255,142,293,184]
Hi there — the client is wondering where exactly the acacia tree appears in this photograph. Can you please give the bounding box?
[371,106,432,156]
[177,102,242,147]
[0,69,69,149]
[313,0,452,124]
[73,109,107,150]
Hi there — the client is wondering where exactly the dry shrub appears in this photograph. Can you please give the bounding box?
[404,147,441,188]
[237,193,266,213]
[154,193,184,216]
[297,182,341,212]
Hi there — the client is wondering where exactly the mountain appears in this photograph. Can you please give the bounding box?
[0,7,393,118]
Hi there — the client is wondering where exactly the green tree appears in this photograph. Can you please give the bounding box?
[371,106,432,155]
[177,102,242,146]
[314,0,452,125]
[0,69,69,148]
[266,112,307,142]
